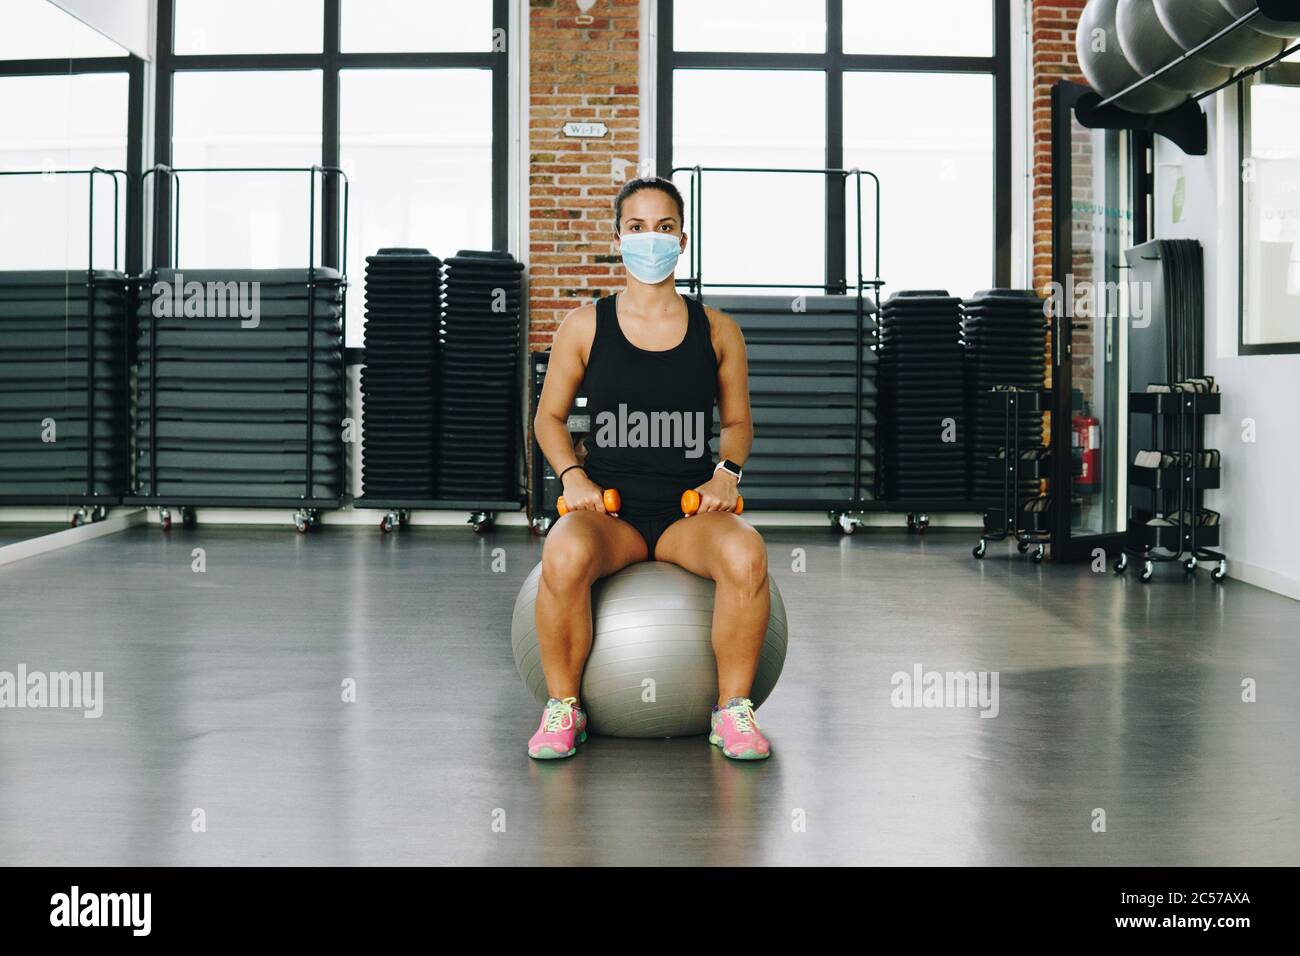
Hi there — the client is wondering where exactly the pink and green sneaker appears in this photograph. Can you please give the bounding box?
[527,696,588,760]
[710,697,771,760]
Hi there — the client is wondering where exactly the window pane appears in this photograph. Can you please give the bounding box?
[0,73,128,269]
[844,0,993,57]
[674,0,825,54]
[339,68,493,347]
[672,69,826,295]
[173,0,323,54]
[341,0,493,52]
[843,72,994,298]
[0,0,127,59]
[171,71,323,268]
[1243,83,1300,347]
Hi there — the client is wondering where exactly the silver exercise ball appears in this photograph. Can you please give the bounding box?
[1077,0,1186,113]
[1117,0,1234,93]
[511,560,788,738]
[1155,0,1284,67]
[1219,0,1300,40]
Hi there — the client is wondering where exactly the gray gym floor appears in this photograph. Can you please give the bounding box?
[0,523,64,548]
[1,524,1296,866]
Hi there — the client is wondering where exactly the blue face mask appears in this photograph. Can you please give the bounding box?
[618,232,681,284]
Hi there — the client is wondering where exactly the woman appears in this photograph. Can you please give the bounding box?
[529,176,772,761]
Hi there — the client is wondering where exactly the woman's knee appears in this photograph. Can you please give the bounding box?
[716,528,768,590]
[541,527,601,590]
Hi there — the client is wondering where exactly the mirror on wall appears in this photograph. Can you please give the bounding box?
[0,0,131,553]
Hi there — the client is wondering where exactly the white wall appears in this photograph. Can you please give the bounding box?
[1153,92,1300,601]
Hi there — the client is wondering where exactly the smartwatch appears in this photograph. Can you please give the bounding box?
[715,459,743,483]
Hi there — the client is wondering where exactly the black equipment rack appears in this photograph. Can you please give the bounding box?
[0,167,131,526]
[672,164,978,533]
[971,387,1052,562]
[122,165,350,532]
[1115,388,1226,582]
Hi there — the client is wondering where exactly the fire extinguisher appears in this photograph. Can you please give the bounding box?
[1073,403,1101,496]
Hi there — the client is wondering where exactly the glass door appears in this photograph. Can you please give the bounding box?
[1049,82,1139,562]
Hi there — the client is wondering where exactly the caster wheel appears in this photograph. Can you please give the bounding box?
[180,507,196,530]
[1184,557,1198,574]
[1017,540,1030,554]
[972,540,987,559]
[530,517,553,536]
[398,510,411,528]
[1213,562,1227,583]
[906,513,916,531]
[159,508,172,532]
[1031,545,1045,563]
[837,513,857,535]
[916,514,930,534]
[1139,561,1154,583]
[468,511,494,533]
[70,511,85,528]
[91,505,108,523]
[380,515,395,534]
[1114,554,1129,575]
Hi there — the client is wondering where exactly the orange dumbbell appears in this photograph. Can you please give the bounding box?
[680,488,744,516]
[556,487,621,517]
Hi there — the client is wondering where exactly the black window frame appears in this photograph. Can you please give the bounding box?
[1237,64,1300,356]
[0,49,146,274]
[655,0,1013,294]
[153,0,510,272]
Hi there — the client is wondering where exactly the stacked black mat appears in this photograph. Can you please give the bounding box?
[436,250,524,501]
[0,271,132,501]
[359,249,442,499]
[133,268,346,501]
[701,294,878,508]
[961,289,1048,504]
[877,291,967,501]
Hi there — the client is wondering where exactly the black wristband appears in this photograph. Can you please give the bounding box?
[559,464,586,482]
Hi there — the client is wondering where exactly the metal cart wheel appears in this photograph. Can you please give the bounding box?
[530,516,553,536]
[379,513,396,534]
[69,509,85,528]
[293,509,319,533]
[972,539,987,559]
[836,513,858,535]
[1017,540,1030,554]
[179,507,196,529]
[1032,544,1046,563]
[397,510,411,528]
[469,511,495,533]
[159,507,172,531]
[1139,560,1154,583]
[905,512,915,531]
[1184,556,1198,574]
[915,513,930,534]
[1114,553,1129,574]
[1213,561,1227,583]
[91,505,108,523]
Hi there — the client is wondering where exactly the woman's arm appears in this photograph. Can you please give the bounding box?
[533,305,610,513]
[694,308,752,513]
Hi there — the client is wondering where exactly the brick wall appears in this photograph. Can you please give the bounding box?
[1030,0,1088,297]
[527,0,640,353]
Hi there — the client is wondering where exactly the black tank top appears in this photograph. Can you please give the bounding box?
[580,292,718,517]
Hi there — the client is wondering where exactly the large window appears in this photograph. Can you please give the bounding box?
[658,0,1011,297]
[1240,67,1300,354]
[156,0,509,347]
[0,0,140,271]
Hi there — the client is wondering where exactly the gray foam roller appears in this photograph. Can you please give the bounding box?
[1117,0,1234,92]
[1077,0,1187,113]
[511,560,788,738]
[1155,0,1285,67]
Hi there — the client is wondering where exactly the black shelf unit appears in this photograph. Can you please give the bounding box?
[124,166,349,532]
[0,168,132,526]
[971,387,1052,561]
[1115,389,1226,582]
